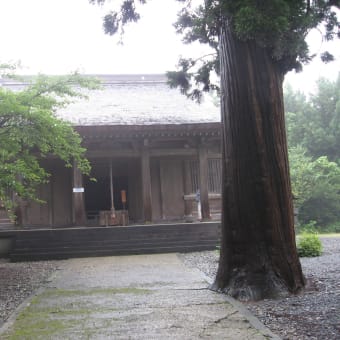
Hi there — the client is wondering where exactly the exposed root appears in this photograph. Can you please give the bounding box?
[211,268,292,301]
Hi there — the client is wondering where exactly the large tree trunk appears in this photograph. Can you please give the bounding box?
[211,20,305,300]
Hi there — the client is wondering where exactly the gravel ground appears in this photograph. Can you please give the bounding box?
[0,237,339,339]
[180,237,340,340]
[0,259,60,325]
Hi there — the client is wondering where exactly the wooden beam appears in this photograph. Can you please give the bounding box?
[85,148,197,158]
[150,148,197,157]
[198,146,211,220]
[207,152,222,159]
[141,147,153,222]
[72,163,87,226]
[85,150,140,158]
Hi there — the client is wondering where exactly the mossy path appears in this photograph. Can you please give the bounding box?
[1,254,275,339]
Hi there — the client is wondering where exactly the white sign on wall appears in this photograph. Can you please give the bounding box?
[73,187,84,193]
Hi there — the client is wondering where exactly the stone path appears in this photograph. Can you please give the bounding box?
[1,254,279,339]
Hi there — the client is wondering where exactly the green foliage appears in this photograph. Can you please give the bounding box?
[322,222,340,233]
[307,221,340,233]
[0,68,99,216]
[227,0,310,67]
[297,231,323,257]
[284,84,310,148]
[285,74,340,161]
[286,76,340,229]
[171,0,339,97]
[289,146,340,227]
[90,0,146,37]
[296,220,318,234]
[306,76,340,161]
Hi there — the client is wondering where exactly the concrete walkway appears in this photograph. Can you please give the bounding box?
[1,254,279,339]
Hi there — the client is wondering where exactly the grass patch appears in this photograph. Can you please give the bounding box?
[3,316,79,339]
[2,287,152,339]
[319,233,340,238]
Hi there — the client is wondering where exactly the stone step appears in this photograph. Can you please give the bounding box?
[9,222,221,261]
[12,238,218,253]
[10,243,217,262]
[0,218,13,228]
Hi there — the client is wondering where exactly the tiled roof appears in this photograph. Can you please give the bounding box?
[1,74,221,126]
[57,75,221,126]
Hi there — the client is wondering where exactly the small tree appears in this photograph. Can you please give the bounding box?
[0,69,98,218]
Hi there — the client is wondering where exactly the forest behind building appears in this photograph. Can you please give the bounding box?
[285,74,340,233]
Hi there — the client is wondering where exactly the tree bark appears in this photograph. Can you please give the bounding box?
[211,20,305,300]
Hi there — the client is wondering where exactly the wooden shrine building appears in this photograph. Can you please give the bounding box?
[5,75,222,228]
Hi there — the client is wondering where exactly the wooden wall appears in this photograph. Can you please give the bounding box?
[159,159,185,220]
[23,160,72,227]
[126,159,143,222]
[21,155,221,227]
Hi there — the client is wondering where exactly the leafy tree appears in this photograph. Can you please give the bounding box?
[284,84,311,148]
[304,75,340,161]
[285,78,340,228]
[289,146,317,208]
[0,70,98,219]
[289,145,340,226]
[91,0,340,300]
[285,74,340,161]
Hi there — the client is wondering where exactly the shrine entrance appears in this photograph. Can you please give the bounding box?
[84,159,132,226]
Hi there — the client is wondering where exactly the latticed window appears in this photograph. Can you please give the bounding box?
[188,159,222,194]
[189,160,199,193]
[208,159,222,193]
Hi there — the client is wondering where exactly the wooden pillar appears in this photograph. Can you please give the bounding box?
[72,163,86,226]
[183,160,194,219]
[198,145,211,220]
[109,160,115,211]
[14,196,26,226]
[48,179,54,227]
[141,144,152,222]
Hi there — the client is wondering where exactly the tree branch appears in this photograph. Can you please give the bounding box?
[328,0,340,8]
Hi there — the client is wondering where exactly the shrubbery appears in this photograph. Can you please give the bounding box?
[322,222,340,234]
[297,231,323,257]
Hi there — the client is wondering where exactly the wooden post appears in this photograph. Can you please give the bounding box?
[109,159,116,212]
[198,145,211,220]
[72,162,86,226]
[141,142,152,222]
[183,160,194,220]
[109,160,117,225]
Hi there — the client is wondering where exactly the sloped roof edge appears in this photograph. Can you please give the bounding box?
[76,122,222,139]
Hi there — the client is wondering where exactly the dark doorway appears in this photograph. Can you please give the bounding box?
[85,176,111,214]
[113,176,129,210]
[85,176,129,212]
